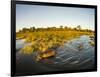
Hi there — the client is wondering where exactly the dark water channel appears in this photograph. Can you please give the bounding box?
[16,35,95,76]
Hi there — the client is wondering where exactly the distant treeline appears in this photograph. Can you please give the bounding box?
[17,25,94,33]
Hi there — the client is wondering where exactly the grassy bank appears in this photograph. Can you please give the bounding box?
[16,27,94,55]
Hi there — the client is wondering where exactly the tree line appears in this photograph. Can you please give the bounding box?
[18,25,94,33]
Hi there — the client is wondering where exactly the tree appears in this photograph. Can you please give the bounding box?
[76,25,81,30]
[60,25,63,29]
[22,28,28,32]
[30,27,35,32]
[64,26,68,29]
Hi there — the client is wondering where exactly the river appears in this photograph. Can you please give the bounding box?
[16,35,95,76]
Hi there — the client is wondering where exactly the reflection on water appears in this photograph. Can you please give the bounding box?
[16,35,95,75]
[16,39,26,50]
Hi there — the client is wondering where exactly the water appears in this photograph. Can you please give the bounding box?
[16,35,95,75]
[52,35,94,65]
[16,39,26,50]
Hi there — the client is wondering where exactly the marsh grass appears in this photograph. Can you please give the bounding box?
[16,27,94,55]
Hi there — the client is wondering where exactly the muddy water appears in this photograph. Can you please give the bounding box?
[16,35,95,76]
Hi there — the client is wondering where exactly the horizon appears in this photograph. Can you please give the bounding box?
[16,25,94,32]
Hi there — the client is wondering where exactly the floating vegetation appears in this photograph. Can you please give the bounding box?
[89,35,95,46]
[36,50,56,61]
[89,41,95,46]
[20,45,34,55]
[89,35,95,41]
[78,44,84,51]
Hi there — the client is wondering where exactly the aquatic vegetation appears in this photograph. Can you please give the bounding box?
[78,44,84,51]
[36,50,56,61]
[16,26,94,56]
[89,41,95,46]
[20,45,34,55]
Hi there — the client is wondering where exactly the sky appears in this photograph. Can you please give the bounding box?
[16,4,95,32]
